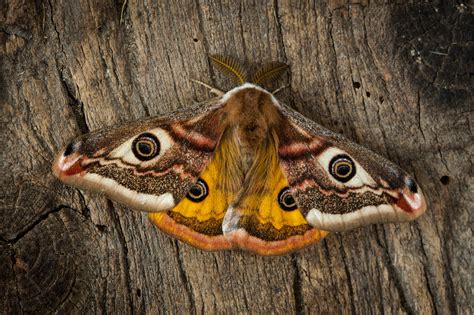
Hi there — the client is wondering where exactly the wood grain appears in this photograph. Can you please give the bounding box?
[1,1,472,313]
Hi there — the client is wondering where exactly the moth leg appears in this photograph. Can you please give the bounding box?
[190,79,224,96]
[272,85,290,95]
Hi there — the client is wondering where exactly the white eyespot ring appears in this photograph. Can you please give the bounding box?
[317,147,377,188]
[108,128,174,166]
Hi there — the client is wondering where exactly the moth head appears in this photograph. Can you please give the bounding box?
[302,145,427,231]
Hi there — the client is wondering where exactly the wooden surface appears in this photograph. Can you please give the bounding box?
[1,1,472,313]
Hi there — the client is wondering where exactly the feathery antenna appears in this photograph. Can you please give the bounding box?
[251,62,288,85]
[209,55,247,85]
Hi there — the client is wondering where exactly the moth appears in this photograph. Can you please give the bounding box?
[52,56,426,255]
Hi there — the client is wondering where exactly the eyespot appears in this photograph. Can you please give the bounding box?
[278,187,298,211]
[329,154,356,182]
[132,133,160,161]
[186,178,208,202]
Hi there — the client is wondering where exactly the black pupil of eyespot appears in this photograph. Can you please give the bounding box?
[138,141,152,155]
[337,164,351,176]
[190,185,202,196]
[284,194,295,206]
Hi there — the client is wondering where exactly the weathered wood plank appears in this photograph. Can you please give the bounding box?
[1,1,471,313]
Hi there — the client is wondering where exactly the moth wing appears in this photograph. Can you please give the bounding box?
[276,104,427,232]
[149,139,236,251]
[53,99,227,213]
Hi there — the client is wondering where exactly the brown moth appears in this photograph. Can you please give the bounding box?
[52,56,427,255]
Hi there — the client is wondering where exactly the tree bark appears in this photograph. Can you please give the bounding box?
[1,1,471,314]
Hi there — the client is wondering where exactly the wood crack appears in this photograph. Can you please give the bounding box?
[173,242,196,314]
[338,238,356,315]
[273,0,288,63]
[322,240,337,292]
[9,247,23,313]
[163,51,184,108]
[237,2,247,58]
[47,0,66,60]
[273,0,294,109]
[326,10,347,130]
[380,228,414,315]
[413,224,438,313]
[5,206,80,244]
[291,253,305,315]
[416,89,427,142]
[106,200,134,313]
[416,222,457,314]
[194,0,218,90]
[47,0,90,135]
[58,68,89,134]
